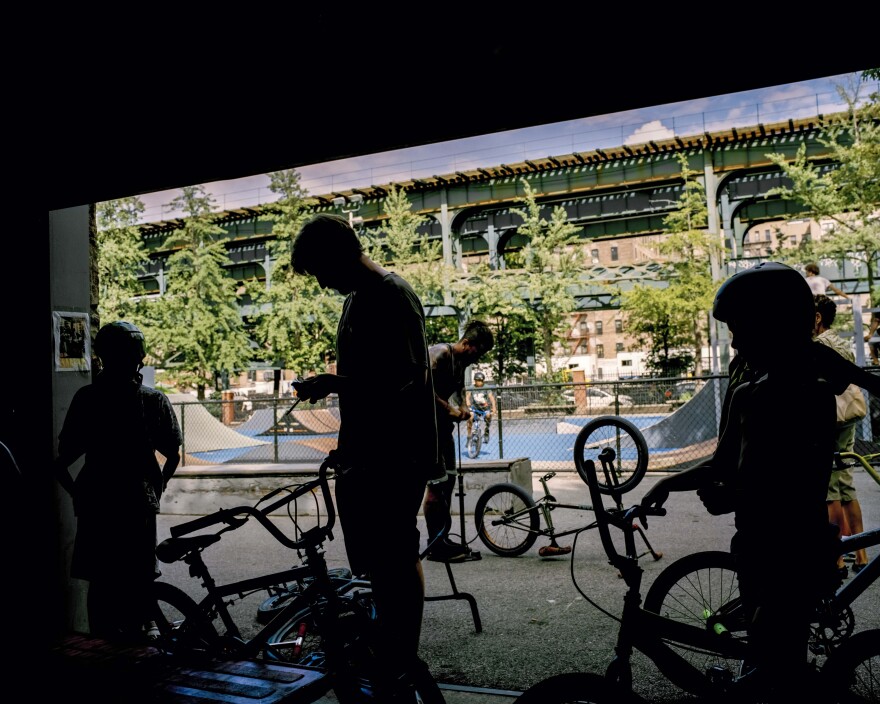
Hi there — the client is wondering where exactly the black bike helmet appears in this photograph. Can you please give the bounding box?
[94,321,147,366]
[712,261,815,336]
[473,371,486,382]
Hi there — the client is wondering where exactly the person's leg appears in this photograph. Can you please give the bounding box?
[423,474,454,548]
[837,463,867,568]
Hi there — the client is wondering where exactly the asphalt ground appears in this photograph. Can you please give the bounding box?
[156,470,880,703]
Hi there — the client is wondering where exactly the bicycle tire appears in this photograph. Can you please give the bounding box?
[474,482,539,557]
[265,592,376,668]
[150,581,219,654]
[256,567,353,624]
[515,672,624,703]
[643,550,747,695]
[821,628,880,703]
[467,426,482,458]
[573,416,648,495]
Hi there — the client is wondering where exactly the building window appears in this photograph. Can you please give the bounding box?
[577,341,587,354]
[579,320,588,335]
[596,344,605,359]
[615,319,623,333]
[764,229,771,242]
[616,342,624,352]
[591,249,599,263]
[610,246,618,261]
[595,321,603,335]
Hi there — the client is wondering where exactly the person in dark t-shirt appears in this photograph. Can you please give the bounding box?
[290,213,440,696]
[53,321,181,642]
[423,320,494,562]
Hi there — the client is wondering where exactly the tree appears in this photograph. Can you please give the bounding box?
[96,196,148,325]
[246,170,339,389]
[766,73,880,309]
[451,264,535,382]
[509,179,584,373]
[374,184,452,308]
[151,186,252,398]
[619,154,718,376]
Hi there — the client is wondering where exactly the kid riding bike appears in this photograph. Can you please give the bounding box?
[465,372,495,458]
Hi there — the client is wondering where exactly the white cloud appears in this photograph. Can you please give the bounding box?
[623,120,675,145]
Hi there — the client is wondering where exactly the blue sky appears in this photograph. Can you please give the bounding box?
[136,71,874,224]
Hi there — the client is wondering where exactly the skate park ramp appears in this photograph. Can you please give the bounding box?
[167,394,270,452]
[236,406,341,436]
[554,377,728,470]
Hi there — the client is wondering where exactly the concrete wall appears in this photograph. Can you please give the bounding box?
[160,458,533,518]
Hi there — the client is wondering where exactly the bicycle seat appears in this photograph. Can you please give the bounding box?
[156,534,222,563]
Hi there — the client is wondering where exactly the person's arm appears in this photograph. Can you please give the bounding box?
[489,390,498,415]
[829,283,849,299]
[865,316,880,342]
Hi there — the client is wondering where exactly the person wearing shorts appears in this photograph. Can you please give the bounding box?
[290,213,441,698]
[815,293,869,574]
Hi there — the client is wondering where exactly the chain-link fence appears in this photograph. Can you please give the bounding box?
[170,374,880,472]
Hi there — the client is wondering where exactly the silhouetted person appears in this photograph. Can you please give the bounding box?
[643,262,839,702]
[290,213,442,701]
[53,321,181,642]
[423,320,494,563]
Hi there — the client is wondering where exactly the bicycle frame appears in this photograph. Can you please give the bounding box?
[581,454,750,698]
[580,449,880,699]
[156,461,370,661]
[484,471,662,560]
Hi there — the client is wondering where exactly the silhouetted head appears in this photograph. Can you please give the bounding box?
[460,320,494,365]
[713,261,815,366]
[291,214,363,294]
[94,321,146,380]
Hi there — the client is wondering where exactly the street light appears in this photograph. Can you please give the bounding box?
[332,194,364,228]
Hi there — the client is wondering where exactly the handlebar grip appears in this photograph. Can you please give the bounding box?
[170,509,238,537]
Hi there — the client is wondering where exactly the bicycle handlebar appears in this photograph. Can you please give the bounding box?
[580,458,665,566]
[169,458,337,550]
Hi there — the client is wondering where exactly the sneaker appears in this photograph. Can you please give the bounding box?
[538,544,572,557]
[426,540,469,563]
[852,562,867,574]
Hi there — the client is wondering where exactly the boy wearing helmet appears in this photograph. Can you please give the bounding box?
[642,263,840,700]
[53,321,181,642]
[466,371,497,442]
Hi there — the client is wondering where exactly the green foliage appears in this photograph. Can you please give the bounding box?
[374,185,452,307]
[246,170,339,378]
[618,154,717,376]
[766,75,880,305]
[509,179,584,369]
[149,186,253,398]
[96,197,148,325]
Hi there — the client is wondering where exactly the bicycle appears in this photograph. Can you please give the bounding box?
[514,426,880,703]
[473,416,661,559]
[466,405,490,458]
[639,447,880,689]
[149,456,445,703]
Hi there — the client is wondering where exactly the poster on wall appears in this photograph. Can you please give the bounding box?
[53,311,91,372]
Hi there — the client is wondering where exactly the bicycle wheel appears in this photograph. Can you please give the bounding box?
[265,591,376,668]
[643,550,747,695]
[822,628,879,703]
[574,416,648,495]
[256,567,353,624]
[474,482,539,557]
[467,426,482,458]
[150,581,219,654]
[515,672,623,703]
